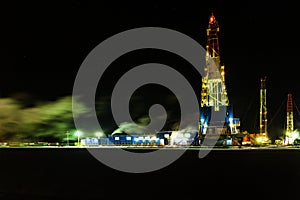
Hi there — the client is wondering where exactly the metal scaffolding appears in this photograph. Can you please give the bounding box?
[259,76,268,136]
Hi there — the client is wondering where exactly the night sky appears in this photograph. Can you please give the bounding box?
[1,1,300,139]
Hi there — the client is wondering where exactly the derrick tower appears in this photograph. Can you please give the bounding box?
[199,13,240,145]
[284,93,296,145]
[259,76,267,136]
[286,93,294,134]
[200,12,228,110]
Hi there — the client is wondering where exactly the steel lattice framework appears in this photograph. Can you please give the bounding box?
[201,13,229,111]
[259,76,268,136]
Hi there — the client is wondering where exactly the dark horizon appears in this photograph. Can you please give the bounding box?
[1,1,300,139]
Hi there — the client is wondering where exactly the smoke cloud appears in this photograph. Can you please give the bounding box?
[0,95,89,142]
[112,116,151,135]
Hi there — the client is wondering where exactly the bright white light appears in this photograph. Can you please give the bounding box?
[81,139,86,145]
[126,136,131,140]
[285,130,299,145]
[200,118,205,124]
[75,130,82,136]
[95,131,104,138]
[138,136,144,141]
[184,133,191,138]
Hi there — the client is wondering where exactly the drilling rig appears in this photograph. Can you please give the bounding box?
[284,93,299,145]
[259,76,268,137]
[198,13,240,146]
[255,76,271,145]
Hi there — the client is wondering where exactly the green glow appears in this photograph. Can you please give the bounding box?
[95,131,104,138]
[75,130,82,137]
[0,95,89,142]
[255,135,270,145]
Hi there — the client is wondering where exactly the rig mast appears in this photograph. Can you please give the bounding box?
[286,93,294,134]
[201,13,229,110]
[198,13,240,145]
[284,93,296,145]
[259,76,268,137]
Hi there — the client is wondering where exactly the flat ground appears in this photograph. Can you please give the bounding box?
[0,147,299,199]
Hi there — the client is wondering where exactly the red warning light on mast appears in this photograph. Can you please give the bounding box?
[209,13,216,24]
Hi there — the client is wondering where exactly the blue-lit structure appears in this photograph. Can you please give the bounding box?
[107,135,162,146]
[199,106,240,133]
[93,131,199,146]
[199,105,240,146]
[200,106,233,135]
